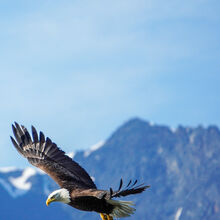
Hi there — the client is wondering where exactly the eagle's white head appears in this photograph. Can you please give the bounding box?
[46,188,71,206]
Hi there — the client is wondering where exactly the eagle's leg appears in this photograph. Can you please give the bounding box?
[106,215,113,220]
[100,213,108,220]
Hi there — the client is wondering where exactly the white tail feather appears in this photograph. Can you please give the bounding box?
[107,199,136,218]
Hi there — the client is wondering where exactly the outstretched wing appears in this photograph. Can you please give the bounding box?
[10,122,96,190]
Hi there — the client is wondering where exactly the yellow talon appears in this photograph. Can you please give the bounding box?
[106,215,113,220]
[100,213,108,220]
[100,213,113,220]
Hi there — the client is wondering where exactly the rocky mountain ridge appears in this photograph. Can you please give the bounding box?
[0,118,220,219]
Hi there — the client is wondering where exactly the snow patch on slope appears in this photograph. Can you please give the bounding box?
[0,167,37,198]
[9,167,36,190]
[166,159,179,174]
[171,127,177,133]
[0,167,17,173]
[149,121,155,126]
[0,178,28,198]
[189,133,196,144]
[84,141,105,157]
[175,207,183,220]
[66,151,75,159]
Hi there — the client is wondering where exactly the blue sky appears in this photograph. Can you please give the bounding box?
[0,0,219,167]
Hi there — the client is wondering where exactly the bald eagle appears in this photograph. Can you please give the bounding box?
[10,122,149,220]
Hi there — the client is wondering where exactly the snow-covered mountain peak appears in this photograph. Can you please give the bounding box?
[9,167,36,190]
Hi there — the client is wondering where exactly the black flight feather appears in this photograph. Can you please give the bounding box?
[110,179,150,198]
[126,179,132,188]
[31,126,38,142]
[39,131,45,144]
[118,178,123,191]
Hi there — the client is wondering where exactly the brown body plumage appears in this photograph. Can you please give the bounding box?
[10,122,149,219]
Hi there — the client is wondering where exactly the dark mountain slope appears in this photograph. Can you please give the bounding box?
[0,118,220,219]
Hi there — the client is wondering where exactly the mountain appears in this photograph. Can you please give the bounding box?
[1,118,220,219]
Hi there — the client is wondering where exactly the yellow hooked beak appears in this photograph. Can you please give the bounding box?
[46,197,55,206]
